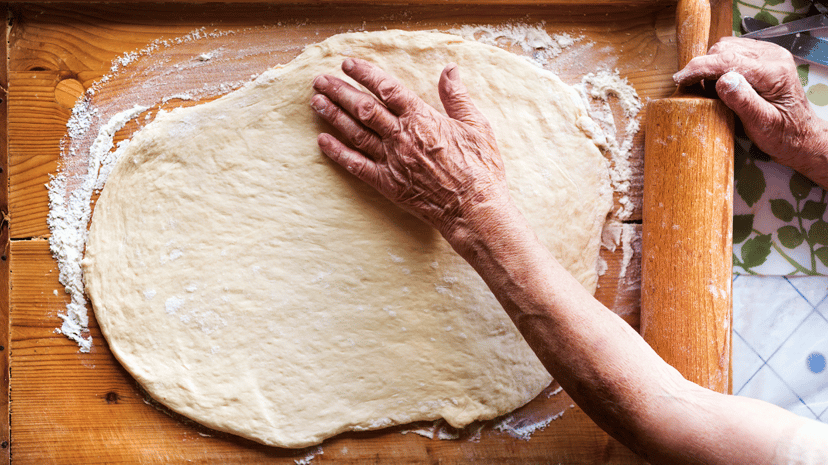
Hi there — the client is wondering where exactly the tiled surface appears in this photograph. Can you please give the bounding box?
[733,276,828,423]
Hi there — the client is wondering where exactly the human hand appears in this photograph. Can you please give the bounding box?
[673,37,828,185]
[311,58,510,239]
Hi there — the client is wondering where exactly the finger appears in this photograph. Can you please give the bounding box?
[311,94,384,160]
[707,35,742,54]
[318,133,383,189]
[341,58,422,115]
[438,63,490,129]
[715,71,778,126]
[674,39,791,87]
[313,74,398,138]
[673,54,731,86]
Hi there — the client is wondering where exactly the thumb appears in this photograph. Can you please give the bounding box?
[716,71,778,126]
[438,63,489,128]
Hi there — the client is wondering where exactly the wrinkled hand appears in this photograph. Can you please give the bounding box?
[674,37,828,184]
[310,58,508,239]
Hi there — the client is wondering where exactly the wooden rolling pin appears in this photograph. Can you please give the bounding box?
[640,0,734,394]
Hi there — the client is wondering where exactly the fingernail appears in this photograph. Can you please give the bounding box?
[310,95,327,113]
[719,71,742,93]
[313,75,329,90]
[672,70,688,84]
[342,58,355,72]
[446,63,458,80]
[318,134,331,148]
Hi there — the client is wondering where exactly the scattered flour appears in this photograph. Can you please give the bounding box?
[448,22,579,67]
[400,420,463,440]
[294,446,324,465]
[600,221,642,323]
[493,409,567,441]
[575,70,642,220]
[48,104,148,352]
[601,222,637,279]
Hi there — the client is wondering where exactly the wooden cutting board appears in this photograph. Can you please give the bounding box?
[1,1,730,463]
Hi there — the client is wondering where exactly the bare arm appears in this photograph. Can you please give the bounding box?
[310,58,828,464]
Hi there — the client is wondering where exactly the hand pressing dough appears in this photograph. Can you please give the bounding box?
[83,30,612,448]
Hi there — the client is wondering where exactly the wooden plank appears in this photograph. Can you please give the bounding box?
[0,4,10,464]
[7,3,667,463]
[10,237,642,464]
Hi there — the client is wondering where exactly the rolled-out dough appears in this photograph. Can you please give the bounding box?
[83,30,612,448]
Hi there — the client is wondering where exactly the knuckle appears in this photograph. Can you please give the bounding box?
[378,79,401,101]
[351,129,372,150]
[325,103,343,122]
[327,78,345,95]
[355,98,379,122]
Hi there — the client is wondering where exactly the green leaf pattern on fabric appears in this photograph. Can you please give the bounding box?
[815,247,828,266]
[809,221,828,245]
[800,200,826,220]
[797,64,810,87]
[734,214,755,244]
[728,0,825,275]
[790,172,815,199]
[770,199,795,222]
[754,11,780,25]
[736,156,828,274]
[777,225,804,248]
[736,161,766,207]
[738,233,773,269]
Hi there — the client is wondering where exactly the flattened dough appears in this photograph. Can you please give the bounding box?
[83,30,612,448]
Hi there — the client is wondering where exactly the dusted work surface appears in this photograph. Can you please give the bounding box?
[8,2,682,463]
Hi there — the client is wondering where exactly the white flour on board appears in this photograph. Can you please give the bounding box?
[448,23,580,66]
[294,446,324,465]
[576,70,642,222]
[46,21,639,449]
[48,104,149,352]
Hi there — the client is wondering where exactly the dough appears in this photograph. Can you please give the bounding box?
[83,30,612,448]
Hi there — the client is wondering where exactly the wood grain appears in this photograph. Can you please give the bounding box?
[0,3,9,461]
[11,239,642,464]
[6,2,677,463]
[641,96,734,393]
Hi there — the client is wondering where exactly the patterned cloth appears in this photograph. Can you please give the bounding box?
[730,1,828,426]
[733,1,828,275]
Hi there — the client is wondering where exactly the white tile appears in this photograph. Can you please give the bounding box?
[787,398,821,421]
[786,276,828,307]
[767,312,828,418]
[738,365,818,420]
[733,276,814,360]
[740,366,813,416]
[817,296,828,321]
[733,332,765,394]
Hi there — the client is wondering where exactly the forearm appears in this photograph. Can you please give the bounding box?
[445,199,691,458]
[444,199,824,464]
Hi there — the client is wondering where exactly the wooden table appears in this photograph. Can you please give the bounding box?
[0,2,729,463]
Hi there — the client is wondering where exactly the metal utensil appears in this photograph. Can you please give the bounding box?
[741,14,828,67]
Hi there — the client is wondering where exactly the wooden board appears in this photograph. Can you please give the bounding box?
[5,2,688,463]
